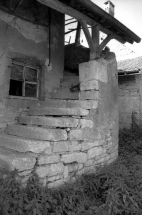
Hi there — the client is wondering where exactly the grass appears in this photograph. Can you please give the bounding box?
[1,129,142,214]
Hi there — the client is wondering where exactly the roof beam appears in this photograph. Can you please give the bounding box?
[37,0,126,44]
[99,34,113,53]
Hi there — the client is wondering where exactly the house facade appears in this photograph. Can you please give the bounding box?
[0,0,140,187]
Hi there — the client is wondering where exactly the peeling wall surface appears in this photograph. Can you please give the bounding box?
[0,48,118,187]
[119,73,142,129]
[0,9,64,128]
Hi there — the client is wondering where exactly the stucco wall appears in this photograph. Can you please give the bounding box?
[119,73,142,129]
[0,9,64,129]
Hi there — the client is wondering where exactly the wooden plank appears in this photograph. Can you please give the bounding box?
[79,19,96,58]
[37,0,126,44]
[75,22,81,45]
[92,25,100,56]
[99,34,113,53]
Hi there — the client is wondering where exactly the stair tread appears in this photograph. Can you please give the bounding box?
[19,115,79,128]
[28,107,89,116]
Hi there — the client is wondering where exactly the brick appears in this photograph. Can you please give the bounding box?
[38,155,60,165]
[0,134,51,153]
[0,148,36,172]
[28,107,89,116]
[6,125,67,141]
[88,147,106,159]
[61,152,87,164]
[36,166,50,178]
[79,90,100,100]
[80,80,99,91]
[19,116,79,128]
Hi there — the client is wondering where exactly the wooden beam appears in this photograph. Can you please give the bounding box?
[80,19,98,59]
[99,34,113,53]
[92,25,99,56]
[37,0,126,44]
[75,22,81,45]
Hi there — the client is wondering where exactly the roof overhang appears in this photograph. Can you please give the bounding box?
[37,0,141,45]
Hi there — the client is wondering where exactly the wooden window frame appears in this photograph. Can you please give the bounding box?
[9,60,40,99]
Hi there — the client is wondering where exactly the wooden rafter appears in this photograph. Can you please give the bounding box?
[37,0,126,44]
[99,34,113,53]
[75,22,81,45]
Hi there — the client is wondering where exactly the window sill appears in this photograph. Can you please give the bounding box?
[8,96,38,101]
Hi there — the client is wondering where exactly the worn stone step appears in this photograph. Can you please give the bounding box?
[49,87,79,100]
[0,147,36,172]
[28,107,89,116]
[6,125,67,141]
[19,116,79,128]
[0,134,51,154]
[40,99,98,110]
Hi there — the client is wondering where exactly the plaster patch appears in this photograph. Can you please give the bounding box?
[0,10,47,43]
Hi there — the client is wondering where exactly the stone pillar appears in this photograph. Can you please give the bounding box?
[78,52,118,171]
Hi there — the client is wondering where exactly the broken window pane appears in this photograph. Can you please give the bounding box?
[11,65,23,81]
[25,67,37,82]
[25,83,37,98]
[9,80,22,96]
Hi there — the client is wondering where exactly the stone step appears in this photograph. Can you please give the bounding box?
[40,99,98,110]
[0,147,36,172]
[28,107,89,116]
[6,125,67,141]
[0,134,51,154]
[49,87,79,100]
[19,115,79,128]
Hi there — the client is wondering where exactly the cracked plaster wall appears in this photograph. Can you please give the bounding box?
[0,9,64,129]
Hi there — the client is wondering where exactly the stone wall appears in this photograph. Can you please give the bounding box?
[0,52,118,188]
[119,72,142,129]
[0,9,64,130]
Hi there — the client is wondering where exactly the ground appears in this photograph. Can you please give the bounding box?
[1,129,142,215]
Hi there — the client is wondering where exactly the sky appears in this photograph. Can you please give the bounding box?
[91,0,142,55]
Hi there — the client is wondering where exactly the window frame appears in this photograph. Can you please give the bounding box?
[9,60,40,99]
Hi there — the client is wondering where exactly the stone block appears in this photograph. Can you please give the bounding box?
[19,116,79,128]
[36,166,50,178]
[53,141,69,153]
[68,141,81,152]
[69,129,83,141]
[84,159,94,167]
[61,152,87,164]
[63,166,69,178]
[81,141,100,151]
[38,155,60,165]
[79,119,94,129]
[79,90,100,100]
[6,125,67,141]
[88,146,106,159]
[66,100,99,109]
[28,107,89,116]
[79,59,108,83]
[50,163,64,176]
[47,174,62,182]
[0,134,51,154]
[80,80,99,91]
[68,163,83,173]
[48,179,64,188]
[0,148,36,172]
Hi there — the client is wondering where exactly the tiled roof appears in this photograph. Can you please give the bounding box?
[118,56,142,73]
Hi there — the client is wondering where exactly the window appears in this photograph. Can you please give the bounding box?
[9,61,39,98]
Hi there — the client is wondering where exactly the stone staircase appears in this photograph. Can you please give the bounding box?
[0,105,91,180]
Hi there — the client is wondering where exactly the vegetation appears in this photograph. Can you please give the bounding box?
[1,129,142,215]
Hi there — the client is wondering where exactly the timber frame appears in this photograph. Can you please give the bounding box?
[37,0,141,59]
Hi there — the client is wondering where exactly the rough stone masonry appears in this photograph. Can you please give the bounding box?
[0,52,118,188]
